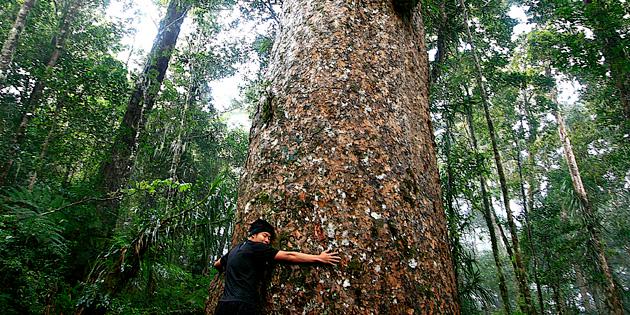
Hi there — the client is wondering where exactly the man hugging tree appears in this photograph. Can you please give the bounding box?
[213,219,341,314]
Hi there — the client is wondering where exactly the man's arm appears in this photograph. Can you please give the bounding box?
[213,254,227,272]
[274,249,341,265]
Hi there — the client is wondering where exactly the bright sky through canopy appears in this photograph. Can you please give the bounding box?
[107,2,580,130]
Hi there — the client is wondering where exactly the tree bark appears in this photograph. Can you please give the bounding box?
[208,1,459,313]
[0,0,80,187]
[459,0,535,313]
[464,98,511,314]
[98,0,190,235]
[0,0,37,82]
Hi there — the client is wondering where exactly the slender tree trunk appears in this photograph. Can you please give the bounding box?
[207,1,459,313]
[75,3,190,310]
[551,280,565,315]
[169,75,198,181]
[430,0,449,84]
[575,265,595,313]
[522,90,547,313]
[98,0,190,235]
[548,67,623,314]
[27,95,70,190]
[491,206,512,257]
[555,112,623,314]
[459,0,535,313]
[27,120,57,190]
[0,0,80,187]
[443,109,462,292]
[0,0,37,82]
[515,149,544,313]
[465,98,511,314]
[516,90,545,314]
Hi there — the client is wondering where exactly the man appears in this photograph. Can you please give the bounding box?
[213,219,341,314]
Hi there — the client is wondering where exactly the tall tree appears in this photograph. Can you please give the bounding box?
[458,0,535,313]
[0,0,81,186]
[464,90,511,314]
[513,78,545,313]
[548,67,624,314]
[98,0,191,236]
[0,0,37,83]
[208,0,459,313]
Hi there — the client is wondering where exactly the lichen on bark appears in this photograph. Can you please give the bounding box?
[208,1,459,313]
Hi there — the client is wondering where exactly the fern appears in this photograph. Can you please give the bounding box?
[0,185,71,313]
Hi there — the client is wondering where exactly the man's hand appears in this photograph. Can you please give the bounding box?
[318,249,341,265]
[213,258,224,272]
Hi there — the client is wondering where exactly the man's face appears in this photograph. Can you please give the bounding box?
[251,232,272,245]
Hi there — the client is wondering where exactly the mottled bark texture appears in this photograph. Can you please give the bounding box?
[209,0,459,313]
[0,0,36,82]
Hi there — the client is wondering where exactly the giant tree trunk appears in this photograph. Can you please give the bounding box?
[98,0,190,235]
[0,0,80,186]
[459,0,535,313]
[208,1,459,313]
[0,0,36,82]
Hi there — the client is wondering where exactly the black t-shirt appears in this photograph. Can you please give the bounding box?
[219,240,279,306]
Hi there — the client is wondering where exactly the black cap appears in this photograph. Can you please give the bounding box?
[248,219,276,240]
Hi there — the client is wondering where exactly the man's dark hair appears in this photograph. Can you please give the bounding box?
[248,219,276,240]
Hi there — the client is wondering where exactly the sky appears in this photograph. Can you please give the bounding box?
[106,0,258,129]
